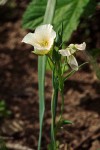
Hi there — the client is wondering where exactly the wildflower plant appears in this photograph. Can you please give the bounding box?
[22,23,86,149]
[21,0,93,149]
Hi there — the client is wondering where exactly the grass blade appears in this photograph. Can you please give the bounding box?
[38,0,56,149]
[38,56,46,150]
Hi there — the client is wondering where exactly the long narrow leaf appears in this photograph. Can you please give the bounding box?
[38,56,46,150]
[38,0,56,149]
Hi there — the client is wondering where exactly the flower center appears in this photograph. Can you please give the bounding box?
[40,40,49,47]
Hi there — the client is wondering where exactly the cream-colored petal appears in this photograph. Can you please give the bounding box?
[35,24,56,40]
[50,30,56,39]
[47,38,54,49]
[68,44,74,48]
[35,24,53,34]
[67,55,78,70]
[59,49,71,56]
[35,24,53,38]
[22,33,35,45]
[75,42,86,51]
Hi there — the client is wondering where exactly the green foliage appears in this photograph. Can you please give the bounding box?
[82,0,97,17]
[0,139,7,150]
[23,0,90,41]
[62,120,73,125]
[23,0,45,29]
[0,100,11,118]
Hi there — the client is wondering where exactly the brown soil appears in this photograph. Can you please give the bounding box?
[0,1,100,150]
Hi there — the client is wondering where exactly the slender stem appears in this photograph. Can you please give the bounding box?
[56,61,65,121]
[47,57,53,70]
[64,62,88,81]
[51,90,56,150]
[51,68,58,150]
[60,88,64,119]
[47,55,55,66]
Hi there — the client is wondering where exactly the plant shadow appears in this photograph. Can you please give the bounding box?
[79,93,100,115]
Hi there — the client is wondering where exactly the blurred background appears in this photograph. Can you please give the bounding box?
[0,0,100,150]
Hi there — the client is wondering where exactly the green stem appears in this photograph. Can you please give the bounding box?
[57,62,64,119]
[51,90,57,149]
[51,69,58,150]
[47,55,55,66]
[60,88,64,119]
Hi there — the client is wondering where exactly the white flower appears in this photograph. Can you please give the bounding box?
[59,42,86,70]
[22,24,56,55]
[75,42,86,51]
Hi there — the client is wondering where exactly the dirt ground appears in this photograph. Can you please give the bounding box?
[0,1,100,150]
